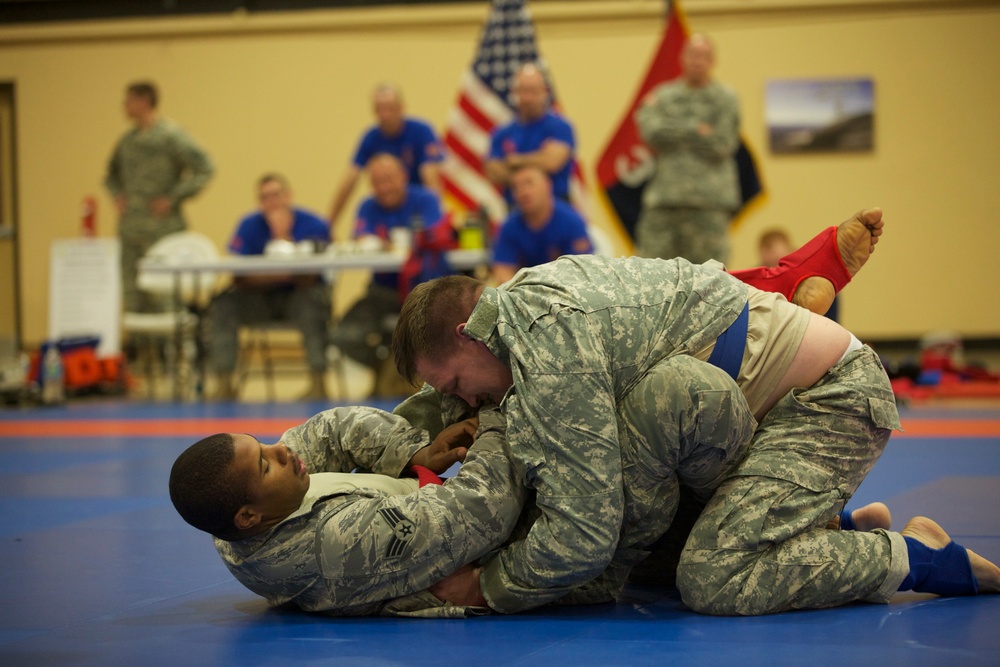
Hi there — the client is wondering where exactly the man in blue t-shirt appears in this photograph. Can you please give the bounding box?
[327,84,444,229]
[353,154,444,292]
[486,64,576,205]
[331,155,445,389]
[491,165,593,285]
[208,174,331,401]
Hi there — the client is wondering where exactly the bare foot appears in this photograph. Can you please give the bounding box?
[792,208,884,314]
[837,207,884,278]
[902,516,1000,594]
[792,277,836,315]
[838,501,892,531]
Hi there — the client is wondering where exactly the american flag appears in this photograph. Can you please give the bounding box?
[440,0,587,226]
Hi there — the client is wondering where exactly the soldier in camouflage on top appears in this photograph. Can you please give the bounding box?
[635,34,739,264]
[393,209,1000,615]
[104,81,214,313]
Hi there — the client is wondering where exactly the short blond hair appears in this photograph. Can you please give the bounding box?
[393,275,484,384]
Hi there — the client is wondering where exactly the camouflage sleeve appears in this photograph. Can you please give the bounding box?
[479,346,626,613]
[393,384,445,438]
[282,407,430,477]
[168,127,214,202]
[689,90,739,161]
[554,558,633,606]
[393,384,480,440]
[307,408,527,614]
[104,140,125,197]
[635,87,694,151]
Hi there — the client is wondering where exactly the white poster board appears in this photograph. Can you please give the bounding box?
[48,238,121,356]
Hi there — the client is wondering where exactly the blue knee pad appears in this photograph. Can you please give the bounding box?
[899,536,979,596]
[839,508,856,531]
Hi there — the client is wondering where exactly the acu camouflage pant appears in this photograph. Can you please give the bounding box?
[635,206,731,265]
[677,346,906,615]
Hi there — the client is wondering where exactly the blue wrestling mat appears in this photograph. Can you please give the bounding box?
[1,399,998,666]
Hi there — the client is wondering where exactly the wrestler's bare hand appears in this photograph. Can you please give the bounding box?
[430,563,488,607]
[149,196,172,218]
[408,417,478,473]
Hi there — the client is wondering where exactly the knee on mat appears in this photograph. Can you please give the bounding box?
[676,562,717,614]
[676,556,747,616]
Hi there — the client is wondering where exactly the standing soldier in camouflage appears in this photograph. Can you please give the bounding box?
[393,209,1000,614]
[635,34,739,264]
[104,81,214,314]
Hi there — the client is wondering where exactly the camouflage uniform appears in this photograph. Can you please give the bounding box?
[635,80,739,264]
[398,355,759,608]
[214,406,527,618]
[212,358,755,618]
[104,118,214,312]
[460,254,902,614]
[677,346,906,615]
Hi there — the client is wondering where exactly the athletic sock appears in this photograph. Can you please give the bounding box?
[729,226,852,302]
[899,536,979,596]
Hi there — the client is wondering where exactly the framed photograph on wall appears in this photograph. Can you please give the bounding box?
[766,78,874,154]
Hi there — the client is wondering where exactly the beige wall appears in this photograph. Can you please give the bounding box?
[2,0,999,347]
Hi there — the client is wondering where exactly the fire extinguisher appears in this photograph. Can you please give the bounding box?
[81,196,97,237]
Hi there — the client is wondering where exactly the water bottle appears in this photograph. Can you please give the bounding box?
[41,344,65,405]
[410,213,425,251]
[477,204,492,250]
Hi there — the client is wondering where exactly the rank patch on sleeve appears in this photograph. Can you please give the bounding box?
[378,507,417,560]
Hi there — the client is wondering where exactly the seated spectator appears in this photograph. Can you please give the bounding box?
[327,84,444,228]
[485,63,576,205]
[330,154,446,392]
[758,228,793,269]
[208,174,331,401]
[491,165,593,285]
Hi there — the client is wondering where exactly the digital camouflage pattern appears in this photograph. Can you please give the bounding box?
[635,80,740,212]
[105,117,213,311]
[461,254,902,614]
[634,80,739,263]
[678,345,906,615]
[635,205,731,266]
[214,406,526,617]
[465,254,748,612]
[395,354,760,609]
[555,355,757,605]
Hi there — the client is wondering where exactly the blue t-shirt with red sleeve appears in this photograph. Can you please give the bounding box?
[492,200,593,270]
[354,185,443,289]
[353,118,444,186]
[228,207,330,255]
[489,111,576,201]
